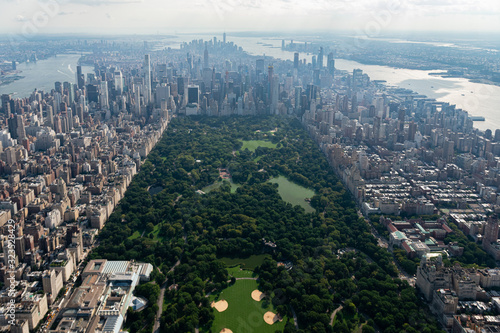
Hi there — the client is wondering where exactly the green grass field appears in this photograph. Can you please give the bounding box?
[226,265,256,278]
[209,279,286,333]
[219,255,270,271]
[239,140,277,152]
[202,180,240,194]
[128,230,141,240]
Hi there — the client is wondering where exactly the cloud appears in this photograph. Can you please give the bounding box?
[15,15,28,22]
[64,0,142,6]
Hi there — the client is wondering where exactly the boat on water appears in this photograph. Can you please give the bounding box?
[469,116,485,121]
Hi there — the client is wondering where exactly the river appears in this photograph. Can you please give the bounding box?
[0,53,93,99]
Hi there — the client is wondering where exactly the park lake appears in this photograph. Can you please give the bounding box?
[269,176,315,213]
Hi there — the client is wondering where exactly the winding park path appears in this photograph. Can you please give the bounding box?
[153,259,181,333]
[330,305,343,326]
[153,226,187,333]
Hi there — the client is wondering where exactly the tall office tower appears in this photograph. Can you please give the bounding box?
[318,47,324,69]
[352,69,363,91]
[313,69,321,86]
[223,32,226,44]
[12,61,16,70]
[373,116,381,142]
[327,52,335,76]
[76,104,84,123]
[1,94,11,117]
[63,81,73,103]
[114,70,123,94]
[312,55,317,69]
[134,85,142,116]
[294,52,299,70]
[86,84,99,103]
[16,115,26,140]
[256,59,265,76]
[495,129,500,142]
[144,54,152,104]
[100,81,109,109]
[54,93,62,113]
[156,84,170,108]
[282,40,285,49]
[408,121,417,141]
[67,107,73,130]
[295,86,302,110]
[76,65,85,89]
[268,65,274,101]
[187,53,192,71]
[213,36,217,46]
[398,107,405,129]
[270,76,279,115]
[187,85,199,104]
[351,94,357,113]
[8,116,18,139]
[204,46,209,69]
[55,81,62,93]
[46,105,54,128]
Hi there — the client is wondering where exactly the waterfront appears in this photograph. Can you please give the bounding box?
[0,53,93,99]
[2,35,499,132]
[176,34,500,132]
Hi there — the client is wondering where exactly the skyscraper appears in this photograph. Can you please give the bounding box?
[294,52,299,69]
[114,70,123,94]
[187,85,199,105]
[144,54,152,104]
[318,47,324,69]
[100,81,109,109]
[204,46,209,69]
[327,52,335,76]
[256,59,265,76]
[76,65,85,89]
[1,94,11,117]
[223,32,226,44]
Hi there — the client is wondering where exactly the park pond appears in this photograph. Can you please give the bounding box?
[269,176,315,213]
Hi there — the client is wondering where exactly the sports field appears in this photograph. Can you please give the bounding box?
[239,140,277,152]
[210,279,286,333]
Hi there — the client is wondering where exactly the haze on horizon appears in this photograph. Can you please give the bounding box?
[0,0,499,37]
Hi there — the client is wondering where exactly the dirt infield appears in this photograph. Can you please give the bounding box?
[251,289,265,301]
[211,299,229,312]
[263,311,281,325]
[220,329,233,333]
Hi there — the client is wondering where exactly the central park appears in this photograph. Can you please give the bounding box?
[89,116,444,333]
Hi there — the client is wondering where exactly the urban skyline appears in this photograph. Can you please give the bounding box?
[0,0,499,34]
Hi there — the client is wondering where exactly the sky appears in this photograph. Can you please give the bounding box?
[0,0,499,35]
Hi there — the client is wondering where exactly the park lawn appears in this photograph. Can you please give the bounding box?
[239,140,277,152]
[209,279,286,333]
[219,254,270,271]
[202,180,240,194]
[226,265,256,279]
[128,230,141,240]
[150,224,165,242]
